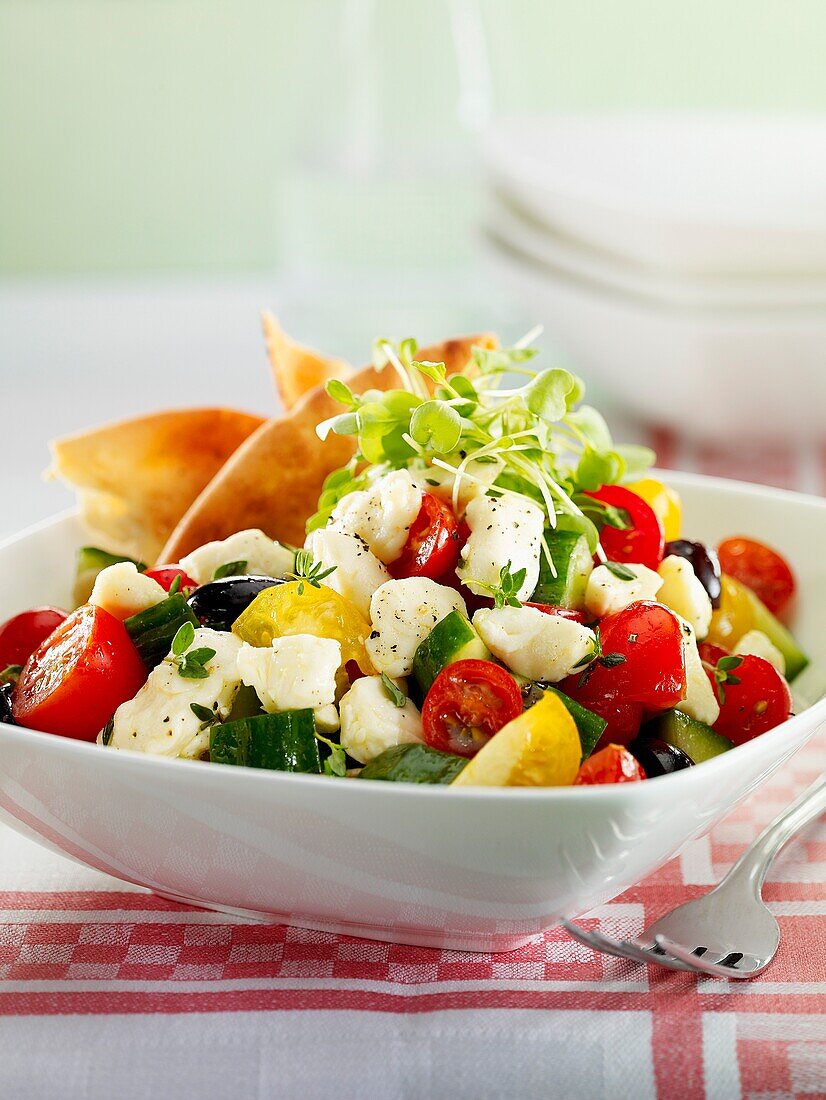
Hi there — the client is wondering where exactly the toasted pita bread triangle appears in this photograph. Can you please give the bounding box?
[159,332,498,562]
[262,311,352,410]
[50,408,264,563]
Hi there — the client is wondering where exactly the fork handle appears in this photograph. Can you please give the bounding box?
[726,774,826,897]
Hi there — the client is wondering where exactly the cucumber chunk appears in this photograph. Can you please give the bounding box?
[746,587,808,681]
[358,743,467,784]
[522,683,606,760]
[530,531,592,610]
[124,593,199,669]
[412,610,491,696]
[643,709,733,764]
[74,546,147,606]
[210,710,321,772]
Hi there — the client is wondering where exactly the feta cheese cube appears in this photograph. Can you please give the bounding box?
[237,634,341,712]
[339,675,423,764]
[676,615,720,726]
[89,561,166,621]
[330,469,422,565]
[109,628,242,758]
[179,529,295,586]
[585,562,663,618]
[366,578,467,678]
[734,629,786,675]
[473,606,596,682]
[657,555,713,639]
[457,491,544,601]
[306,528,390,618]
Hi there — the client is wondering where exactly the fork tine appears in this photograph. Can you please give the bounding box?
[562,920,693,972]
[654,934,765,979]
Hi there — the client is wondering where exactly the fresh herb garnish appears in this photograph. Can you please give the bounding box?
[213,560,247,580]
[467,560,526,610]
[168,574,182,596]
[169,622,215,680]
[574,628,626,687]
[190,702,221,730]
[315,731,347,777]
[100,718,114,746]
[0,664,22,687]
[380,673,407,708]
[287,549,337,595]
[705,654,743,705]
[313,333,655,549]
[604,562,637,581]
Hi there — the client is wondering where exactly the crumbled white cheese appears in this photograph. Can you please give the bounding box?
[237,634,341,712]
[339,675,423,764]
[412,457,504,513]
[89,562,166,621]
[306,528,390,618]
[473,605,596,683]
[584,562,663,618]
[109,628,242,758]
[457,491,544,601]
[734,629,786,675]
[330,469,423,564]
[366,578,467,678]
[179,529,295,586]
[676,615,720,726]
[657,555,713,639]
[313,703,341,733]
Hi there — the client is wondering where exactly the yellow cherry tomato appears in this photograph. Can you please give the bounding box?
[233,582,375,674]
[705,574,758,650]
[452,693,581,787]
[626,478,682,542]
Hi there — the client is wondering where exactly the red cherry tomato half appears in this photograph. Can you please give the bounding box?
[706,654,793,746]
[143,566,199,592]
[717,537,796,620]
[585,485,665,570]
[422,658,523,758]
[389,493,460,581]
[525,602,590,625]
[0,607,67,670]
[12,605,147,741]
[574,744,646,785]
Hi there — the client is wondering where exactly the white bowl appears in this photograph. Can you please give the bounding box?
[0,475,823,953]
[487,189,826,310]
[486,238,826,443]
[484,114,826,276]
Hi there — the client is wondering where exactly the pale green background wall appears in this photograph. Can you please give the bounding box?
[2,0,825,275]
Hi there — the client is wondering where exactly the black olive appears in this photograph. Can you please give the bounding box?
[0,683,15,726]
[665,539,722,608]
[629,736,693,776]
[187,576,286,631]
[521,681,549,710]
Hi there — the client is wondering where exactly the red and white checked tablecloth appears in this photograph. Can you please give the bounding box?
[1,432,824,1100]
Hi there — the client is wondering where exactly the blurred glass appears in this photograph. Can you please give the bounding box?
[278,0,491,275]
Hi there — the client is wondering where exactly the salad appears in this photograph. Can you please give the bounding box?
[0,327,809,788]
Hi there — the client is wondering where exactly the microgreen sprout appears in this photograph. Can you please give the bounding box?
[288,549,337,595]
[315,732,347,777]
[604,562,637,582]
[380,673,407,708]
[213,560,247,580]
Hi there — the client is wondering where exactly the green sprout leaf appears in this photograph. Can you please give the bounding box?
[325,378,358,408]
[409,400,462,452]
[213,560,248,580]
[172,622,195,657]
[706,654,744,705]
[604,562,637,581]
[190,702,221,730]
[380,673,407,708]
[524,368,577,424]
[288,549,337,595]
[315,731,348,777]
[414,360,447,385]
[468,561,527,610]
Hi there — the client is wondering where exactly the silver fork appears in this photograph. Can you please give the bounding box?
[564,773,826,978]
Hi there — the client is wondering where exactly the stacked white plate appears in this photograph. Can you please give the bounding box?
[482,114,826,441]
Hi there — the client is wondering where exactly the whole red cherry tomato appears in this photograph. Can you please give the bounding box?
[389,493,460,581]
[422,658,522,758]
[574,744,646,785]
[560,672,644,749]
[717,537,796,620]
[0,607,67,670]
[525,602,590,625]
[705,654,793,746]
[144,565,199,592]
[12,605,147,741]
[585,485,665,570]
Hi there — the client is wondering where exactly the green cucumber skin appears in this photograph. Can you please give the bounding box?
[210,711,321,773]
[522,683,606,760]
[359,743,467,784]
[412,610,490,697]
[531,531,592,610]
[74,547,147,605]
[748,594,808,681]
[124,594,199,669]
[645,709,733,764]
